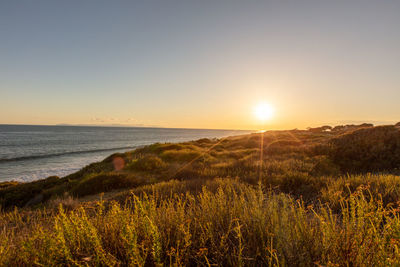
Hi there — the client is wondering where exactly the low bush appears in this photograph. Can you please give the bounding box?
[0,176,61,208]
[71,173,144,198]
[329,126,400,172]
[126,155,167,172]
[160,149,203,162]
[0,181,20,189]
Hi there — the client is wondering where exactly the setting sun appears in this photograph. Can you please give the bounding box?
[253,102,274,122]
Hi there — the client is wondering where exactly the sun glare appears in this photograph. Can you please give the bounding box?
[254,102,274,122]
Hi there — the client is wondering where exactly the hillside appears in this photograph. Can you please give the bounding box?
[1,123,400,266]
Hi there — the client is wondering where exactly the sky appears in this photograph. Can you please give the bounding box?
[1,1,400,130]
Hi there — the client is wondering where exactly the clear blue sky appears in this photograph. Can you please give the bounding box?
[1,1,400,129]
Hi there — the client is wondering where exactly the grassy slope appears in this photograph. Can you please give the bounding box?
[1,124,400,266]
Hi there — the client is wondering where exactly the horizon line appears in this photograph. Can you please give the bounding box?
[0,123,254,132]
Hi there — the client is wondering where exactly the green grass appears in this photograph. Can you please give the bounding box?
[1,124,400,265]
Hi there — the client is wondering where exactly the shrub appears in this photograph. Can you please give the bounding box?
[0,181,20,189]
[160,149,203,162]
[310,156,340,176]
[0,176,61,208]
[194,138,214,145]
[329,126,400,172]
[64,160,114,180]
[127,156,167,172]
[47,195,79,211]
[71,173,144,197]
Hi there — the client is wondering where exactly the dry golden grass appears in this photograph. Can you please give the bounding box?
[1,178,400,266]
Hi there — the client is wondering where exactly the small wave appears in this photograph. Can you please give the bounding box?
[0,146,139,163]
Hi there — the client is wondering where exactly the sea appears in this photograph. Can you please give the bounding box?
[0,125,251,182]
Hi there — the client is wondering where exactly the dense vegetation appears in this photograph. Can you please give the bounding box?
[1,123,400,266]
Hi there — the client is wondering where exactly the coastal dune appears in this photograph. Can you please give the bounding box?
[1,124,400,265]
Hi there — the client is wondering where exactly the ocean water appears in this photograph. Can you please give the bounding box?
[0,125,250,182]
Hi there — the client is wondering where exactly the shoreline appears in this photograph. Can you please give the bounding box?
[0,129,253,183]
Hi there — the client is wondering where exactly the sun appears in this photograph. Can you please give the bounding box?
[253,102,274,122]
